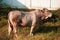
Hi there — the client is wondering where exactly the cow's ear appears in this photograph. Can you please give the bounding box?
[43,8,49,12]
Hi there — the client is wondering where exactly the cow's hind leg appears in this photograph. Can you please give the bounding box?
[8,20,12,36]
[12,22,17,38]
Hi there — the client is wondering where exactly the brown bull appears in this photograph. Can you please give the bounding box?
[8,8,52,37]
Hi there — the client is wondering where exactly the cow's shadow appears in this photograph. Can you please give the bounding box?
[33,25,58,35]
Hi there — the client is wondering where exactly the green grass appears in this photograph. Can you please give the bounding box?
[0,25,59,40]
[0,9,60,40]
[0,16,7,28]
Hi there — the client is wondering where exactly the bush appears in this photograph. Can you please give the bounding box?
[56,8,60,19]
[0,16,7,28]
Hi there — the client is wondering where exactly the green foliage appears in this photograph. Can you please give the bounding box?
[56,8,60,18]
[0,0,11,8]
[0,16,7,28]
[0,0,3,2]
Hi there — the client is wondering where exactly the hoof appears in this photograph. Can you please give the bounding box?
[15,35,18,38]
[14,34,18,38]
[28,33,33,37]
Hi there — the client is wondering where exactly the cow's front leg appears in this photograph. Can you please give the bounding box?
[30,25,35,36]
[29,20,36,36]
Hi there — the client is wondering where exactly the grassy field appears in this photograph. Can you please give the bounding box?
[0,8,60,40]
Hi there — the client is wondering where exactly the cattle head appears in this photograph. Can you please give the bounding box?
[33,8,52,20]
[42,8,52,20]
